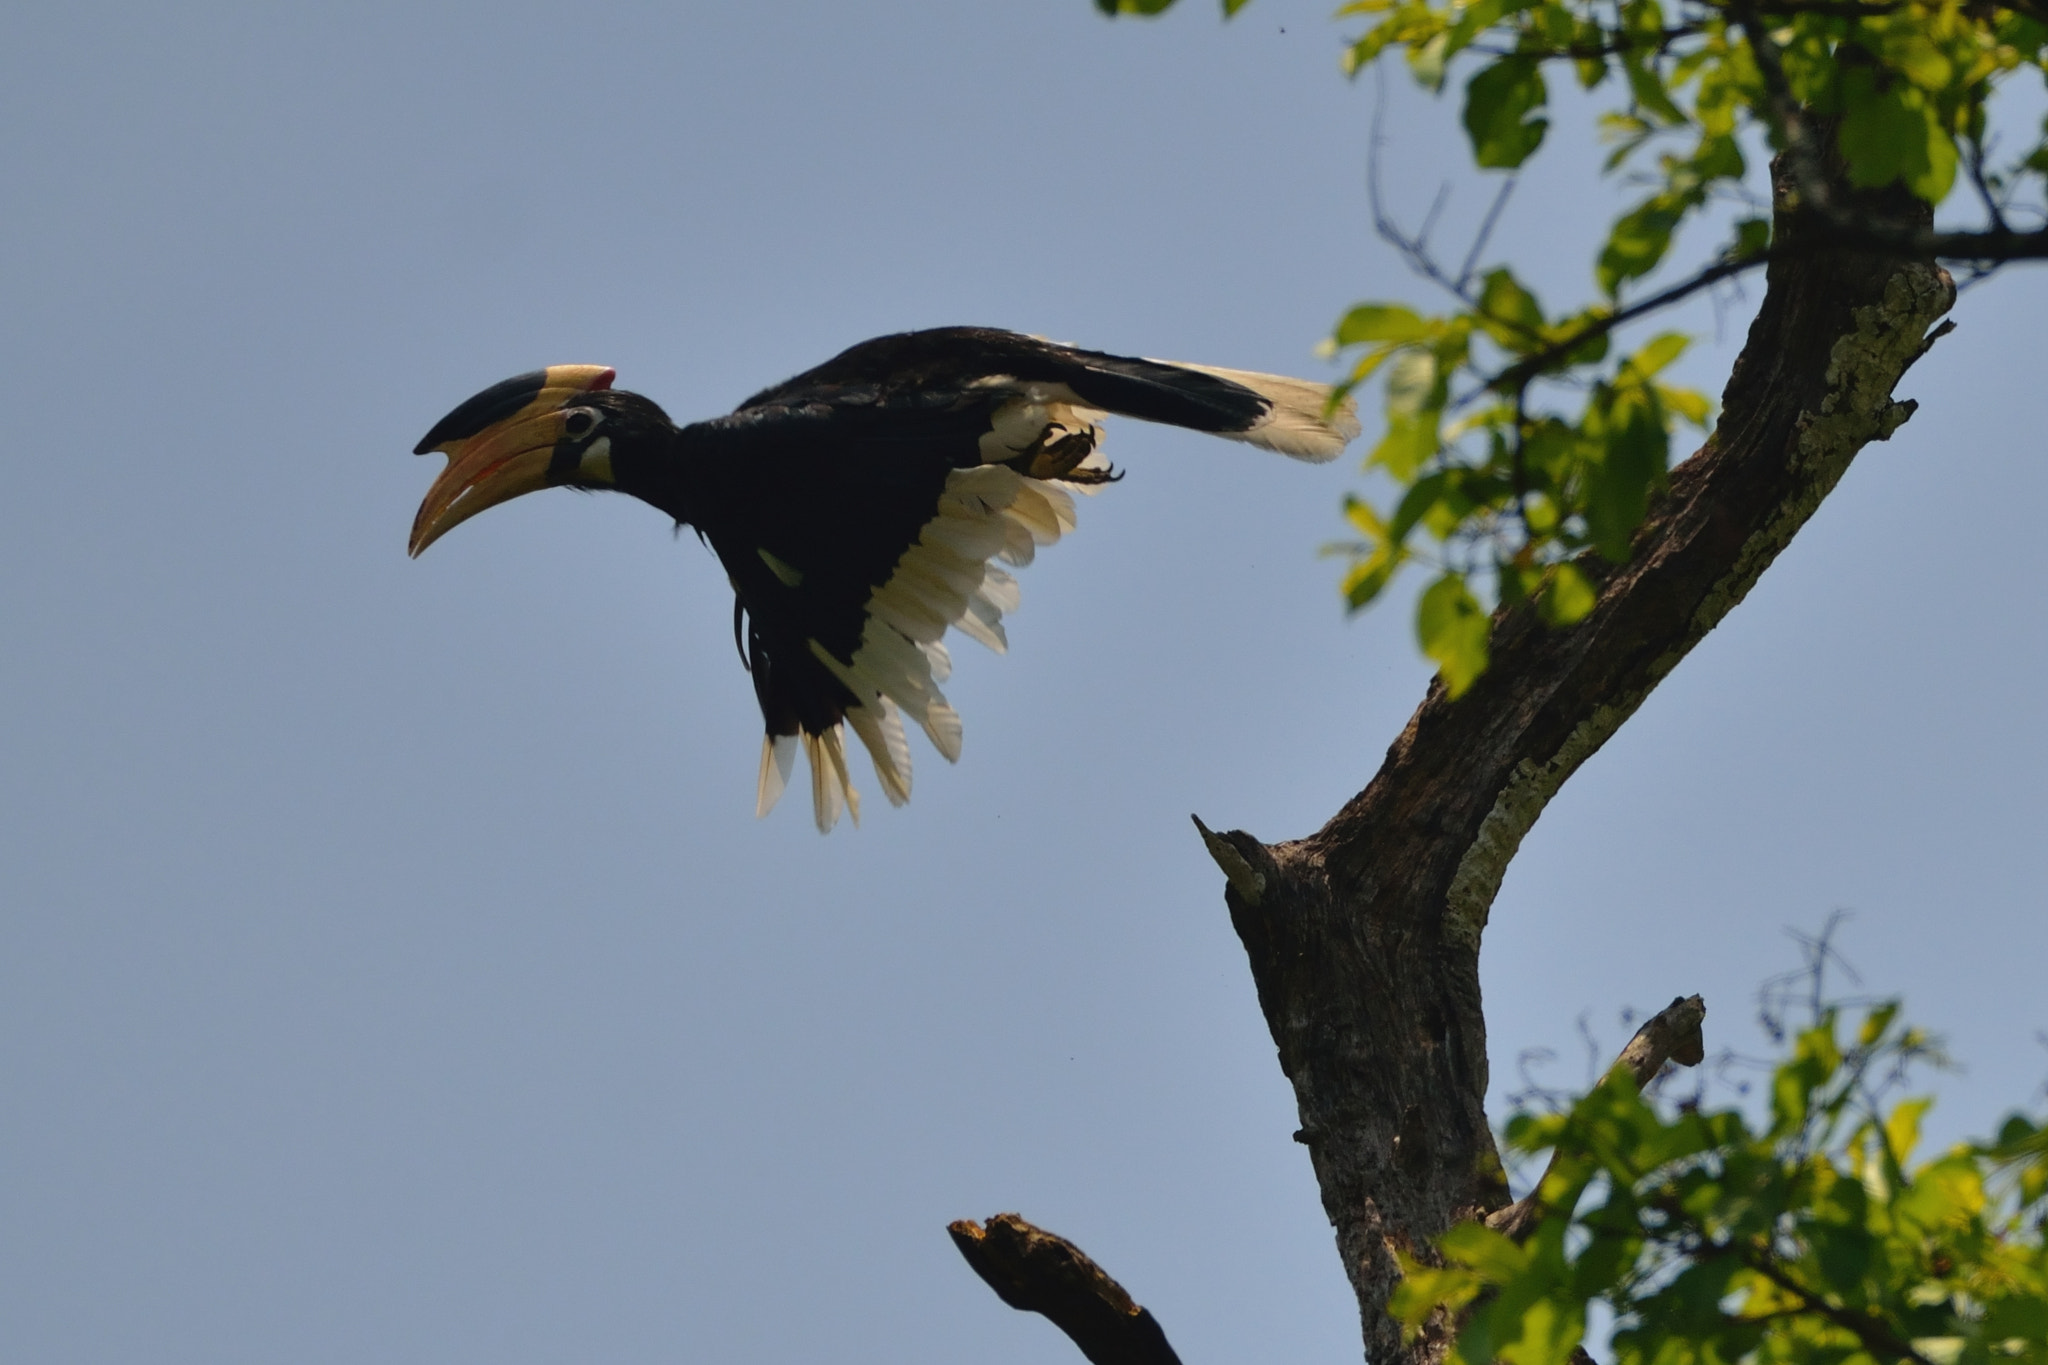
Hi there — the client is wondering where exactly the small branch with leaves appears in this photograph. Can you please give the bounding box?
[1306,0,2037,692]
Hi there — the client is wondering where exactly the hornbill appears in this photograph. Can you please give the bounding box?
[410,327,1359,831]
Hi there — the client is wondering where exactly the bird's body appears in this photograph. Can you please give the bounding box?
[410,327,1358,830]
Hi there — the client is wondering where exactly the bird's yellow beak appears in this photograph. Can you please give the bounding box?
[409,365,616,557]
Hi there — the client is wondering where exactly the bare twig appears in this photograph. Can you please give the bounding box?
[949,1214,1182,1365]
[1417,183,1454,264]
[1469,25,1703,59]
[1368,74,1478,304]
[1963,133,2011,237]
[1485,995,1708,1241]
[1459,176,1520,292]
[1758,909,1864,1041]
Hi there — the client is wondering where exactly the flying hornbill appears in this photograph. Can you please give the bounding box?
[411,326,1359,831]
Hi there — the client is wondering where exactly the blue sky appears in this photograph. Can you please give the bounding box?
[3,3,2043,1362]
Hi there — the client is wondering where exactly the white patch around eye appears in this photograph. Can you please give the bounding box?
[578,435,614,484]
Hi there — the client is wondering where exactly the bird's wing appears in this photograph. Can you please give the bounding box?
[693,328,1357,831]
[739,326,1359,461]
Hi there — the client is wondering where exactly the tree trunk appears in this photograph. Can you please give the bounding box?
[1199,153,1953,1363]
[952,148,1954,1365]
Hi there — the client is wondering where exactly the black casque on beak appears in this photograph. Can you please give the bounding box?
[410,364,616,555]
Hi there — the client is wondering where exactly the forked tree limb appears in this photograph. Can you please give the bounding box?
[1201,140,1954,1365]
[959,139,1953,1365]
[1486,993,1707,1241]
[948,1214,1182,1365]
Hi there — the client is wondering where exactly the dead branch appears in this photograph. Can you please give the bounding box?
[948,1214,1182,1365]
[1486,994,1708,1240]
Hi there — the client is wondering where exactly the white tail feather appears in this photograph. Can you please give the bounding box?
[1162,362,1360,462]
[756,733,798,817]
[802,728,858,832]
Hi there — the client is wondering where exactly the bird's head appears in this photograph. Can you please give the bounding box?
[409,365,676,555]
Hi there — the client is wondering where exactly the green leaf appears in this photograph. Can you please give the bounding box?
[1389,1258,1488,1334]
[1620,57,1685,127]
[1477,269,1546,350]
[1440,1221,1529,1280]
[1658,384,1710,428]
[1490,1293,1586,1365]
[1838,72,1959,205]
[1859,1001,1901,1047]
[1731,216,1771,260]
[1598,197,1684,296]
[1389,470,1450,545]
[1342,343,1402,389]
[1383,348,1439,416]
[1372,349,1443,479]
[1538,562,1597,625]
[1463,58,1550,169]
[1095,0,1180,13]
[1336,302,1433,345]
[1621,332,1689,381]
[1982,1295,2048,1345]
[1584,394,1667,559]
[1617,5,1686,127]
[1336,496,1407,609]
[1342,547,1406,609]
[1897,1154,1988,1229]
[1373,414,1440,481]
[1771,1021,1845,1137]
[1602,124,1654,173]
[1417,572,1490,696]
[1552,310,1612,367]
[1881,31,1955,92]
[1690,133,1745,183]
[1442,0,1513,60]
[1342,492,1389,540]
[1884,1096,1931,1168]
[1409,30,1451,90]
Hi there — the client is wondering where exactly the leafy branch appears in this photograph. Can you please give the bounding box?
[1390,1002,2048,1365]
[1103,0,2048,692]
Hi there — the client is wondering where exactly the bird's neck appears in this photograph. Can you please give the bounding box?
[608,420,704,530]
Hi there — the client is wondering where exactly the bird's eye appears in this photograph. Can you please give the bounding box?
[563,408,601,437]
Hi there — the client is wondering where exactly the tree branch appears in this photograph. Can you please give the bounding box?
[1209,141,1953,1364]
[1482,252,1766,399]
[1486,995,1708,1241]
[948,1214,1183,1365]
[1479,210,2005,401]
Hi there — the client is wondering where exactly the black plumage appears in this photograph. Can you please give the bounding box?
[410,327,1358,830]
